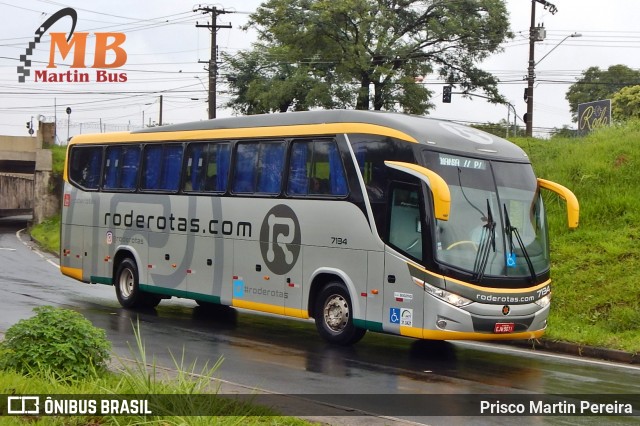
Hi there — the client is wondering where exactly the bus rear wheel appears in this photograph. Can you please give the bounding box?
[314,282,366,345]
[115,258,161,309]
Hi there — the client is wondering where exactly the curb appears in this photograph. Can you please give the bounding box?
[500,339,639,365]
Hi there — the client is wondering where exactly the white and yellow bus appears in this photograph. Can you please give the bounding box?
[60,110,578,345]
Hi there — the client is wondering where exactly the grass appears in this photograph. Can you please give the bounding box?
[29,214,59,254]
[512,120,640,353]
[30,122,640,354]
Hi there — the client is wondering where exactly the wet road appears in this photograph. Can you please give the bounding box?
[1,217,639,425]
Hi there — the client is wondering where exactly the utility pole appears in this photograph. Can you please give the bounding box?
[159,95,163,126]
[525,0,557,137]
[195,5,233,119]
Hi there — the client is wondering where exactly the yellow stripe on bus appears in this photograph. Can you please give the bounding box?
[68,123,418,145]
[60,266,83,281]
[400,326,545,341]
[407,261,551,295]
[232,299,309,319]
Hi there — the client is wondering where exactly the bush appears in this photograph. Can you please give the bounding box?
[0,306,111,380]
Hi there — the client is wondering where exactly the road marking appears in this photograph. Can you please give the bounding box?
[16,228,60,269]
[458,341,640,371]
[0,248,16,251]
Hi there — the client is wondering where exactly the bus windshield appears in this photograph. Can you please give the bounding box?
[422,151,550,281]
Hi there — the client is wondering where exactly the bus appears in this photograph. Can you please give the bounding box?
[60,110,579,345]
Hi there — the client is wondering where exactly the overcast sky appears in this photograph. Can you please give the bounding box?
[1,0,639,140]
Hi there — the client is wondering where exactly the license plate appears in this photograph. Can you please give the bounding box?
[494,322,515,334]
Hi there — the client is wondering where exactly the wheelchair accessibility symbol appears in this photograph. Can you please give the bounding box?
[390,308,400,324]
[390,308,413,327]
[506,252,517,268]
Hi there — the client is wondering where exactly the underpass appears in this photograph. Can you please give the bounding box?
[0,121,58,222]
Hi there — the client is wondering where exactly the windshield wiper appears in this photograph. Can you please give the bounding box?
[472,199,496,283]
[503,204,537,283]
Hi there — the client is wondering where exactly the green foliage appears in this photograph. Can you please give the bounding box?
[29,214,60,253]
[612,85,640,121]
[512,120,640,352]
[224,0,512,114]
[0,323,311,426]
[565,65,640,122]
[50,144,67,176]
[0,306,111,380]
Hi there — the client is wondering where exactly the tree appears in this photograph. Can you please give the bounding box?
[565,65,640,122]
[223,0,512,115]
[612,85,640,121]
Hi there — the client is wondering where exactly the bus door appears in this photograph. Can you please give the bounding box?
[382,162,451,338]
[383,183,426,338]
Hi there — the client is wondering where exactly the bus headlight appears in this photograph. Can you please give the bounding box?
[424,282,472,307]
[534,294,551,309]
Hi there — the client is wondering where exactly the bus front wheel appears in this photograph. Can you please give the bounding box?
[314,282,366,345]
[115,258,161,309]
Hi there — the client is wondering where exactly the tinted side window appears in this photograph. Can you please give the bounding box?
[141,144,183,191]
[232,141,285,194]
[287,139,348,197]
[69,146,102,190]
[104,145,140,190]
[348,135,416,239]
[183,142,231,192]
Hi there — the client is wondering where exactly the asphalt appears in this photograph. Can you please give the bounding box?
[18,221,640,367]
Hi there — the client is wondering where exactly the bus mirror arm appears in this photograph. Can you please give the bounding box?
[384,161,451,221]
[537,178,580,229]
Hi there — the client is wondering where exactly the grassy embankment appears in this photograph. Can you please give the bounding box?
[513,121,640,353]
[31,124,640,353]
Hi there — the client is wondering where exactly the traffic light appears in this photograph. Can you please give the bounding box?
[443,85,452,103]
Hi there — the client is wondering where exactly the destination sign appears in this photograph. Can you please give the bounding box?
[438,154,487,170]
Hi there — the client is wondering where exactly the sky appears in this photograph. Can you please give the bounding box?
[1,0,639,140]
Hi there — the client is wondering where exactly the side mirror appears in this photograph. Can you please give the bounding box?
[538,178,579,229]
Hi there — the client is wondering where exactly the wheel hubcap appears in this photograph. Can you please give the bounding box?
[119,268,134,298]
[324,294,349,332]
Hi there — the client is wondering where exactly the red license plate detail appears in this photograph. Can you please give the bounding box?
[494,323,515,334]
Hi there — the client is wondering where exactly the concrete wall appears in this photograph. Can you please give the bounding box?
[0,173,33,210]
[33,149,59,224]
[0,123,59,223]
[0,135,40,152]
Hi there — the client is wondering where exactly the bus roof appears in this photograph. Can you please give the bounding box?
[75,110,529,161]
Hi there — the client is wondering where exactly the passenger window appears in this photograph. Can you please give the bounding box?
[287,139,348,196]
[232,141,284,194]
[69,146,102,190]
[141,144,183,191]
[104,145,140,190]
[183,142,231,192]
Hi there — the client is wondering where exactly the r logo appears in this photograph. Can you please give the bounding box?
[260,205,301,275]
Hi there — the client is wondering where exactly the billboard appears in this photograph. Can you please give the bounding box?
[578,99,611,134]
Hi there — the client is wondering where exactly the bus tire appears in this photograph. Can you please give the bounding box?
[314,282,366,346]
[114,258,161,309]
